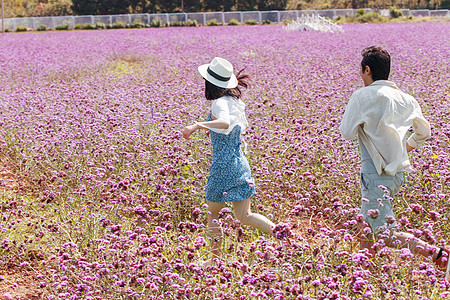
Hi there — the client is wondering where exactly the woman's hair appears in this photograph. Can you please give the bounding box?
[361,46,391,81]
[205,69,250,100]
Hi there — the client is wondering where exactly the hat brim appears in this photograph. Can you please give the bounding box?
[198,64,238,89]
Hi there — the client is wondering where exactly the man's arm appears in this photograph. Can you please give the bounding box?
[406,103,431,150]
[339,93,363,140]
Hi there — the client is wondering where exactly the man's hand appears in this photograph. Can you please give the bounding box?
[406,143,414,153]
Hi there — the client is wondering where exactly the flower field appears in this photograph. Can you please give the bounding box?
[0,21,449,299]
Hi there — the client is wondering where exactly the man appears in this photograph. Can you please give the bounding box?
[340,46,449,278]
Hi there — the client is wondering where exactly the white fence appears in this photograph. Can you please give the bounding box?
[2,8,449,31]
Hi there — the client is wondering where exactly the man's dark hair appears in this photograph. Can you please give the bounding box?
[205,69,250,100]
[361,46,391,81]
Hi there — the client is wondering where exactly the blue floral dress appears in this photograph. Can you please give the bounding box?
[205,113,256,203]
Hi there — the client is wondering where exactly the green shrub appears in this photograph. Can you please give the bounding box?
[76,23,95,30]
[55,24,69,30]
[168,20,185,27]
[150,19,162,28]
[360,12,387,23]
[106,24,112,29]
[357,8,366,15]
[166,19,198,27]
[95,22,106,29]
[130,20,145,28]
[335,15,346,23]
[112,21,126,29]
[262,19,272,25]
[4,28,8,32]
[187,19,198,27]
[245,19,258,25]
[36,24,47,31]
[341,11,387,23]
[84,23,96,30]
[389,7,404,18]
[228,19,239,26]
[16,26,27,32]
[283,19,292,25]
[207,18,218,26]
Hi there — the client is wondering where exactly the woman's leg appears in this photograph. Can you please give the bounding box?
[206,200,225,258]
[232,197,275,235]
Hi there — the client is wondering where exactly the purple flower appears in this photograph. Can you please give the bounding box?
[368,209,380,219]
[0,21,447,298]
[115,280,126,287]
[385,215,396,224]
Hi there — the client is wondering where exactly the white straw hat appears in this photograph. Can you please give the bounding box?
[198,57,238,89]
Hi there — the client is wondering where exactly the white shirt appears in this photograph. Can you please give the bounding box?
[340,80,431,176]
[208,95,249,135]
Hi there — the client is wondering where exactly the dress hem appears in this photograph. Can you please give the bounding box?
[206,191,256,203]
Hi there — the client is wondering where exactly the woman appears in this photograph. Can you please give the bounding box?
[183,57,275,259]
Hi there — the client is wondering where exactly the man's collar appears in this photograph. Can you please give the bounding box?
[369,80,397,88]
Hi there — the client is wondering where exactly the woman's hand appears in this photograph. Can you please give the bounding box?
[183,124,198,140]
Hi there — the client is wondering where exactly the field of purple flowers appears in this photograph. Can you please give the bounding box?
[0,21,449,299]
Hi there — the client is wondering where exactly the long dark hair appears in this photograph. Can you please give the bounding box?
[205,69,250,100]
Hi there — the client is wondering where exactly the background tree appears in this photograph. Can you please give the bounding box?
[99,0,131,14]
[71,0,99,15]
[24,0,72,16]
[204,0,236,11]
[129,0,158,13]
[257,0,288,10]
[72,0,130,14]
[154,0,178,12]
[440,0,450,7]
[180,0,204,12]
[46,0,72,15]
[4,0,37,17]
[236,0,258,10]
[3,0,446,17]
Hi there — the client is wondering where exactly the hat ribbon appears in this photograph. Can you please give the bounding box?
[207,67,231,82]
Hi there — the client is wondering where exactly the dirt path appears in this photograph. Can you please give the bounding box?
[0,160,21,193]
[0,156,43,299]
[0,270,42,300]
